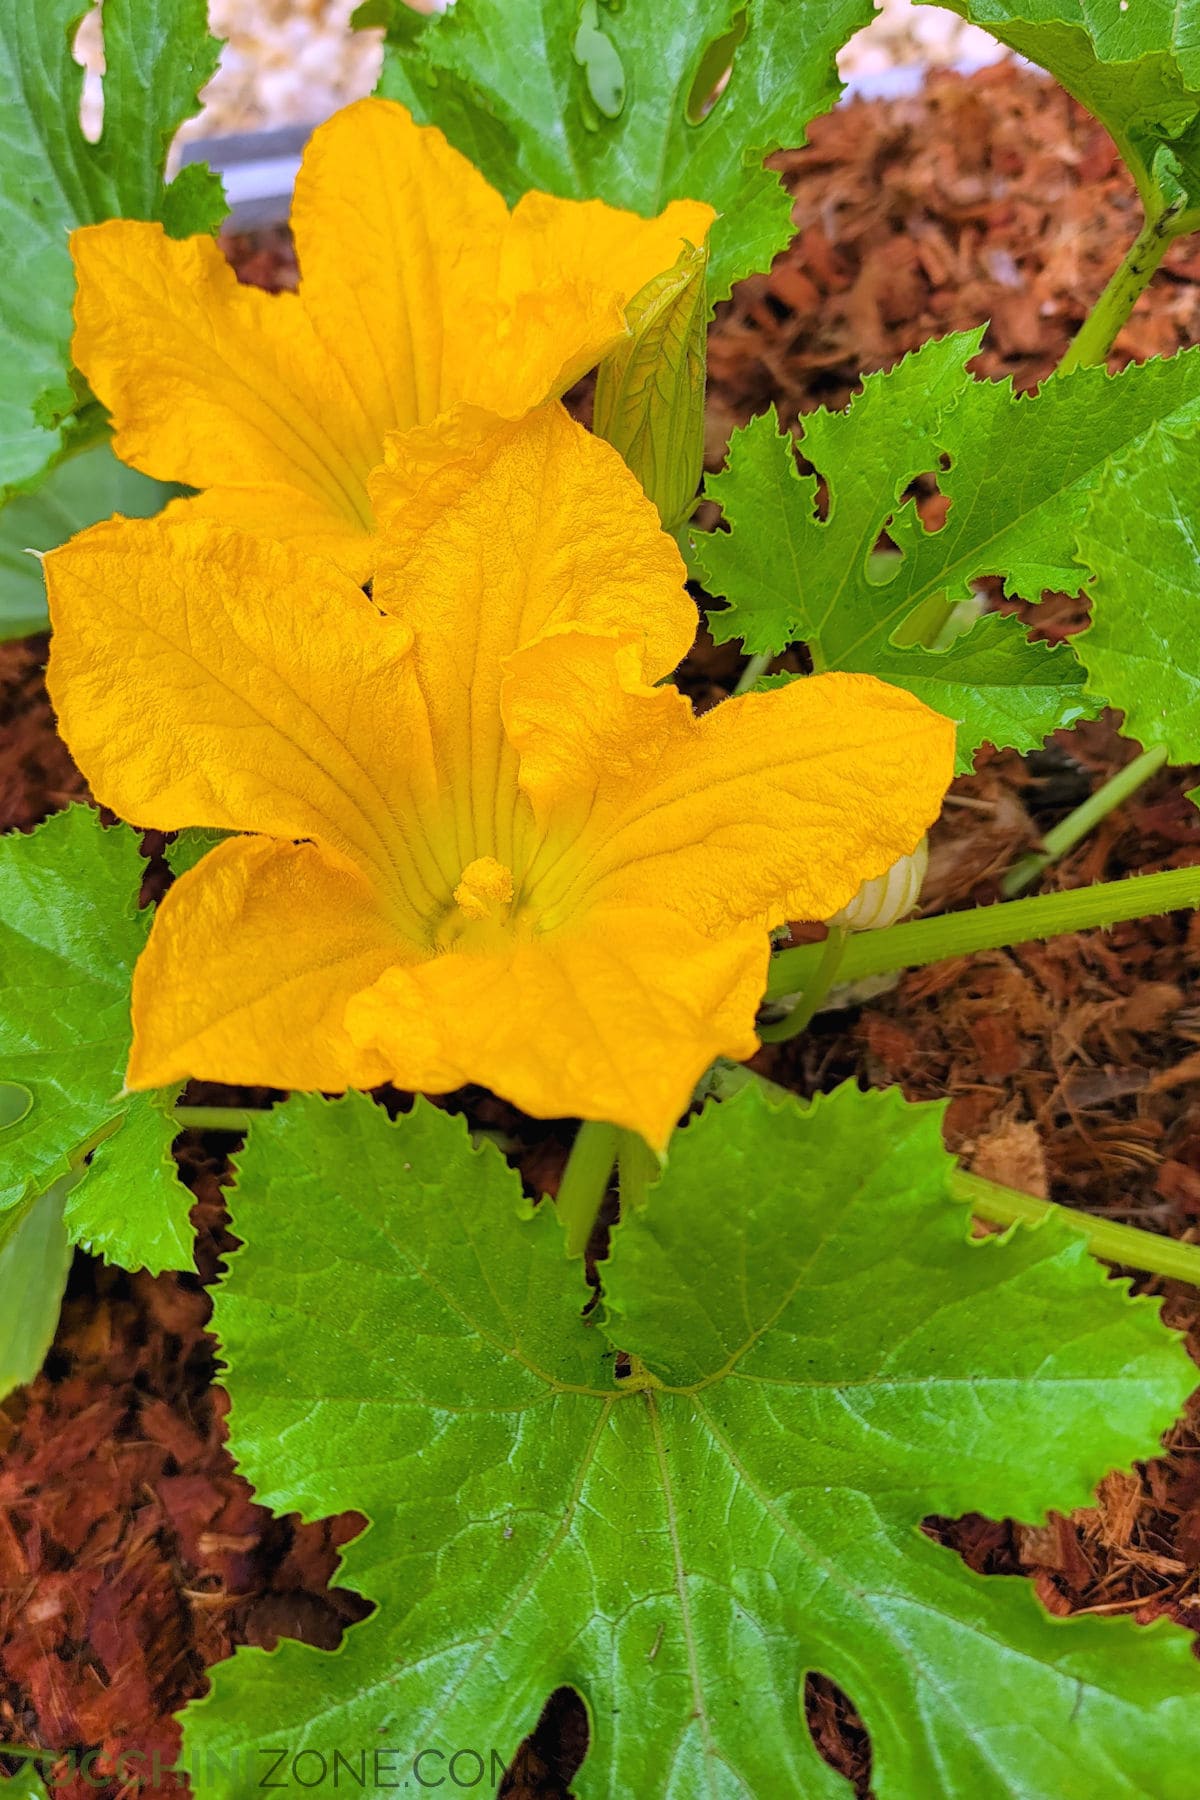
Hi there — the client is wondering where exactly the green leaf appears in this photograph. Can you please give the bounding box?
[0,806,191,1273]
[691,336,1200,768]
[930,0,1200,227]
[0,1173,72,1397]
[0,0,224,495]
[164,825,231,881]
[372,0,874,298]
[1076,414,1200,765]
[182,1085,1199,1798]
[0,441,181,639]
[0,1764,50,1800]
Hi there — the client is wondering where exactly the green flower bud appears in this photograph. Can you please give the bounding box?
[592,241,708,534]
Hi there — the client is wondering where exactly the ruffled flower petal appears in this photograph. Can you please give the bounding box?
[345,905,763,1149]
[129,837,400,1092]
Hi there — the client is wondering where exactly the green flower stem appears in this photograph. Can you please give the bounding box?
[557,1119,619,1257]
[732,650,774,696]
[1001,745,1170,898]
[766,864,1200,1002]
[1056,208,1177,376]
[758,926,847,1042]
[617,1128,660,1214]
[173,1104,267,1133]
[701,1060,1200,1286]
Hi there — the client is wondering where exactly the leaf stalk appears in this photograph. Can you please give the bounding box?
[766,864,1200,1001]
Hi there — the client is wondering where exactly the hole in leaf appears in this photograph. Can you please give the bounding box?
[574,0,626,123]
[686,8,747,124]
[499,1686,589,1797]
[73,3,105,144]
[804,1672,872,1796]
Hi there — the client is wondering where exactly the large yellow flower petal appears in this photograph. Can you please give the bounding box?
[129,837,398,1092]
[71,222,379,572]
[505,631,956,932]
[45,517,448,929]
[288,97,509,437]
[70,98,711,576]
[344,906,763,1149]
[370,405,696,874]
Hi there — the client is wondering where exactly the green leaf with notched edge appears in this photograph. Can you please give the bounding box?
[691,336,1200,769]
[0,806,191,1273]
[0,0,224,496]
[929,0,1200,227]
[164,826,232,881]
[0,1174,72,1397]
[0,441,182,640]
[370,0,874,299]
[181,1085,1199,1799]
[1076,415,1200,769]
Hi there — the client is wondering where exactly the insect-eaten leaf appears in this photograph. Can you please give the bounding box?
[691,333,1200,769]
[182,1083,1198,1799]
[0,0,225,496]
[370,0,875,297]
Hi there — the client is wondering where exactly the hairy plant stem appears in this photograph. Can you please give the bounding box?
[1056,207,1177,375]
[703,1061,1200,1286]
[732,649,774,696]
[1001,745,1170,897]
[556,1120,619,1257]
[758,927,846,1042]
[766,864,1200,1002]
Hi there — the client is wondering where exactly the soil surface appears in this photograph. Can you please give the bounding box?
[5,61,1200,1800]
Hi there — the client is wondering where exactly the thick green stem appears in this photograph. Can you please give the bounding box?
[766,864,1200,1002]
[173,1104,267,1133]
[952,1169,1200,1287]
[701,1061,1200,1286]
[1056,209,1175,376]
[557,1120,619,1258]
[759,927,846,1042]
[1002,746,1169,898]
[617,1129,660,1214]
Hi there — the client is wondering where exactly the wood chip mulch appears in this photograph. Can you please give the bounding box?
[4,59,1200,1800]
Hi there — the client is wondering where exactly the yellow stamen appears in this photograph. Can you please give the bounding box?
[453,856,514,921]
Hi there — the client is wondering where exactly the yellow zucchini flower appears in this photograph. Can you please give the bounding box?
[69,96,714,581]
[46,407,954,1150]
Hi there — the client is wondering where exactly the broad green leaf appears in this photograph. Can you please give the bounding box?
[370,0,874,298]
[930,0,1200,227]
[0,806,190,1273]
[1076,416,1200,766]
[0,0,224,495]
[0,1766,50,1800]
[0,441,180,639]
[0,1173,72,1397]
[182,1085,1199,1799]
[691,336,1200,768]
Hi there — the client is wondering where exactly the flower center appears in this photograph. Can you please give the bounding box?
[452,856,514,921]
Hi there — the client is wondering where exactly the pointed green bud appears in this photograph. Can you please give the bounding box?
[592,241,708,534]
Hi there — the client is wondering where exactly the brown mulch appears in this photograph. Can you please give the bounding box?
[5,57,1200,1800]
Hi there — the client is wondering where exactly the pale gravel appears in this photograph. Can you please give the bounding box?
[74,0,1004,147]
